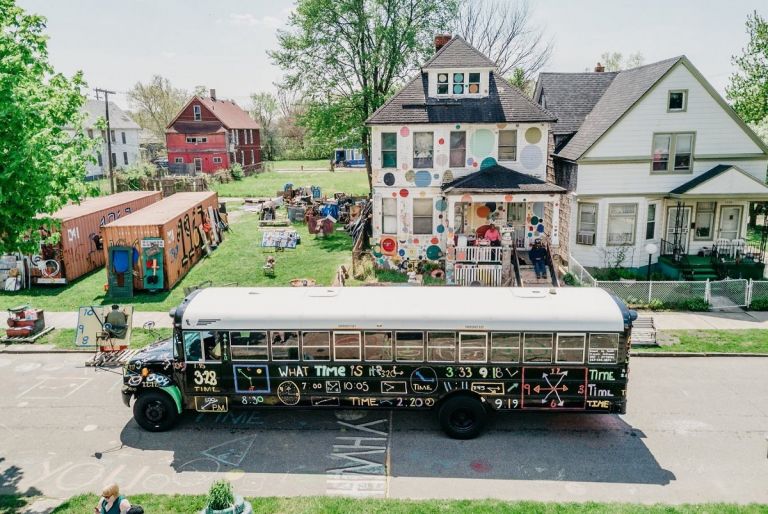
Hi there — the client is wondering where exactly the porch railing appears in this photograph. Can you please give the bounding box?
[454,263,503,286]
[454,245,503,263]
[711,240,765,264]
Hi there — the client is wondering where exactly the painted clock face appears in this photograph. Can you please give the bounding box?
[233,365,269,393]
[276,380,301,406]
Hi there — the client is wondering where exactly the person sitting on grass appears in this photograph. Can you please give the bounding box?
[94,483,131,514]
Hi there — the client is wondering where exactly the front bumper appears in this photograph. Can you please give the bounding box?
[121,386,133,407]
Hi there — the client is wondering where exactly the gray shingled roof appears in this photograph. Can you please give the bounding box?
[422,36,497,69]
[366,72,556,125]
[442,164,566,193]
[533,72,618,135]
[81,99,140,130]
[669,165,732,195]
[555,56,683,161]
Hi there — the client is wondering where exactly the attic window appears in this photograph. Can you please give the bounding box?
[668,90,687,112]
[193,105,201,121]
[437,74,449,95]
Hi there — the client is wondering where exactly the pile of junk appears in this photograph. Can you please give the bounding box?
[3,305,50,341]
[278,183,367,237]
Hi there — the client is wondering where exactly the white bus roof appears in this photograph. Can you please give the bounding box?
[178,287,627,333]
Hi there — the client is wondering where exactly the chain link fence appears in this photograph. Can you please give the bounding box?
[567,255,768,310]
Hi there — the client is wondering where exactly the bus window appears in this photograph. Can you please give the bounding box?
[395,332,424,362]
[230,331,268,360]
[271,331,299,361]
[427,332,455,362]
[459,333,487,363]
[364,331,392,361]
[588,333,620,364]
[523,333,553,363]
[183,332,203,362]
[302,331,330,361]
[334,332,361,361]
[491,332,520,363]
[202,331,220,362]
[556,333,586,363]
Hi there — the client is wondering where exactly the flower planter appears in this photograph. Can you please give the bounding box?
[201,495,253,514]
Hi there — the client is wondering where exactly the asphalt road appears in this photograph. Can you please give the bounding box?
[0,354,766,504]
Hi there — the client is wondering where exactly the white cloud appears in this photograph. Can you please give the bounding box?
[161,51,177,59]
[229,13,283,29]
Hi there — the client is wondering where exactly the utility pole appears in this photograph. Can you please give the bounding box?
[95,88,116,194]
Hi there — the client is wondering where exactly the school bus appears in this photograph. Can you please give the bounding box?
[122,286,636,439]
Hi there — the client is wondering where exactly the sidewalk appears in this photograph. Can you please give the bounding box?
[36,309,768,331]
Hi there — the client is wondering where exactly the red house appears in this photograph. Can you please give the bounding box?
[166,89,261,174]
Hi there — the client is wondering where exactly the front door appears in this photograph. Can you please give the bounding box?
[666,206,691,252]
[718,206,743,241]
[194,158,203,173]
[506,202,526,247]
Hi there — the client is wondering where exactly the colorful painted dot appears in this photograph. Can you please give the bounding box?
[504,194,514,202]
[381,238,397,253]
[433,173,440,179]
[537,224,545,233]
[391,192,397,197]
[426,245,443,260]
[531,216,539,225]
[435,199,447,211]
[400,126,410,137]
[455,124,461,129]
[438,138,445,145]
[480,157,497,170]
[476,205,491,218]
[466,158,474,166]
[473,162,479,167]
[436,224,445,233]
[398,249,405,256]
[528,232,533,237]
[401,163,408,170]
[383,172,395,186]
[405,170,415,181]
[438,214,443,219]
[399,189,409,197]
[461,194,473,202]
[414,170,432,187]
[431,237,439,244]
[413,238,419,244]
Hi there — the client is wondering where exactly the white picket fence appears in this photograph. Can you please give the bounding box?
[454,246,503,263]
[567,256,768,309]
[454,264,503,286]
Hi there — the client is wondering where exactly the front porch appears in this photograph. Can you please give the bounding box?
[441,164,566,286]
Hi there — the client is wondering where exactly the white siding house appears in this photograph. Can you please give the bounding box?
[536,57,768,279]
[366,36,563,285]
[80,99,141,179]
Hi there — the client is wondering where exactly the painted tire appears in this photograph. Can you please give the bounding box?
[133,391,179,432]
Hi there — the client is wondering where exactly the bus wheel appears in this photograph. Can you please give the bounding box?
[133,391,179,432]
[438,396,486,439]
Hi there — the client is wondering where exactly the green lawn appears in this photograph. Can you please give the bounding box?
[0,212,354,312]
[211,170,369,198]
[10,494,759,514]
[643,329,768,353]
[266,159,330,171]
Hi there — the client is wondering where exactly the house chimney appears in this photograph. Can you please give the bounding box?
[210,88,216,101]
[434,34,452,52]
[594,62,605,73]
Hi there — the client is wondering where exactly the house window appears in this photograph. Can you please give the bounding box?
[121,132,126,144]
[381,133,397,168]
[185,136,208,144]
[213,157,222,164]
[437,73,449,95]
[576,203,597,245]
[468,73,480,94]
[449,131,466,167]
[97,152,103,166]
[694,202,716,240]
[645,203,656,240]
[413,132,434,168]
[607,203,638,246]
[110,130,116,143]
[194,158,202,172]
[668,90,687,112]
[123,152,128,165]
[193,105,201,121]
[382,198,397,234]
[412,198,433,234]
[250,149,255,163]
[652,133,694,172]
[174,157,183,163]
[452,72,465,94]
[498,130,517,160]
[87,129,94,139]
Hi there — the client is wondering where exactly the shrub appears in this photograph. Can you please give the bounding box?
[117,162,155,189]
[229,163,244,181]
[562,272,579,286]
[206,480,234,511]
[648,298,665,310]
[749,296,768,310]
[658,297,710,311]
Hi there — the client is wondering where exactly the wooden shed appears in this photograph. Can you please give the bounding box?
[34,191,162,284]
[100,192,222,291]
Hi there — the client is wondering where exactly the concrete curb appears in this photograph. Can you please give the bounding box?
[0,348,92,354]
[632,351,768,357]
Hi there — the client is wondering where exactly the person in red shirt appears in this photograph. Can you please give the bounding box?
[485,223,501,247]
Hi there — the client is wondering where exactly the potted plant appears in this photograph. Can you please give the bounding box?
[201,479,253,514]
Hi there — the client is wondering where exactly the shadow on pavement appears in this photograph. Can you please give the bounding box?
[119,407,674,485]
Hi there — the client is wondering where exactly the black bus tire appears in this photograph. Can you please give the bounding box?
[438,395,486,439]
[133,391,179,432]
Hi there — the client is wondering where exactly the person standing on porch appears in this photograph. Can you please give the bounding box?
[485,223,501,247]
[530,240,548,280]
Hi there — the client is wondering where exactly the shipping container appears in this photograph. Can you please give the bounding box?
[33,191,162,284]
[100,192,222,291]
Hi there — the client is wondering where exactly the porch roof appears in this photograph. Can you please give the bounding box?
[668,164,768,198]
[441,164,566,194]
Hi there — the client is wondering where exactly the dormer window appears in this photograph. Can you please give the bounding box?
[193,105,202,120]
[668,90,687,112]
[437,71,482,96]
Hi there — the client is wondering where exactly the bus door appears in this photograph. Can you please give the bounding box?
[181,330,231,413]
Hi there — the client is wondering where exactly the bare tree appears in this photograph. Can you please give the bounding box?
[454,0,552,77]
[127,75,187,143]
[599,51,645,72]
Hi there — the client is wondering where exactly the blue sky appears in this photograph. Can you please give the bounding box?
[18,0,767,110]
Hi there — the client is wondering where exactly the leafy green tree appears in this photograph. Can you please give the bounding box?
[270,0,459,192]
[126,75,188,144]
[0,0,94,254]
[250,92,280,161]
[598,51,644,72]
[727,11,768,124]
[507,67,534,98]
